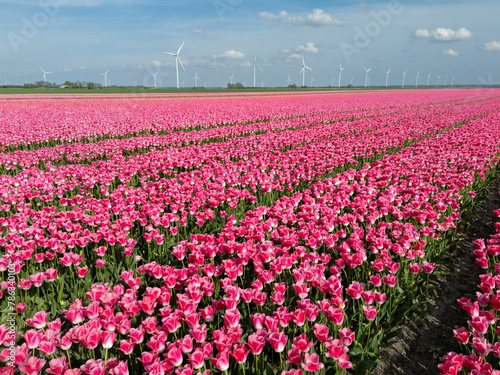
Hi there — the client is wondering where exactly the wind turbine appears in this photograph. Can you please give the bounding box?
[100,70,109,87]
[451,75,456,88]
[401,69,407,88]
[286,75,292,86]
[151,72,159,88]
[444,74,448,87]
[364,67,371,88]
[299,56,312,87]
[310,76,315,87]
[261,77,266,88]
[228,73,234,85]
[164,41,185,89]
[331,76,335,87]
[251,56,262,88]
[436,75,440,86]
[4,77,10,86]
[193,72,200,88]
[385,68,391,87]
[415,70,420,88]
[426,73,432,87]
[338,62,344,88]
[40,67,52,82]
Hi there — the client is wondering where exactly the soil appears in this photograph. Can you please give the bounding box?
[373,178,500,375]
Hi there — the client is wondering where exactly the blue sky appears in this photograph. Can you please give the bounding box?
[1,0,499,87]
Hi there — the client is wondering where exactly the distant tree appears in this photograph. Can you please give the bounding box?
[227,82,244,89]
[87,82,95,89]
[288,84,297,89]
[347,84,353,88]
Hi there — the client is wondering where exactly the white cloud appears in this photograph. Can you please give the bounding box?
[288,53,302,60]
[240,61,252,68]
[192,29,204,35]
[415,27,472,41]
[296,42,318,53]
[443,49,459,56]
[214,50,246,59]
[152,60,162,67]
[483,41,500,51]
[415,28,431,38]
[259,9,348,27]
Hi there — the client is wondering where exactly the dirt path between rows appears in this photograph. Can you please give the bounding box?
[373,177,500,375]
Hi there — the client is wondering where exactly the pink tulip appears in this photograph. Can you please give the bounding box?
[211,350,230,372]
[268,331,288,353]
[301,353,324,372]
[18,356,46,375]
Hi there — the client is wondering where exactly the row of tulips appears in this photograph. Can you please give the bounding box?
[1,92,500,374]
[0,105,402,173]
[438,193,500,375]
[0,90,489,151]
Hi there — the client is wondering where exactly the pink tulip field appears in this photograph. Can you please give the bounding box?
[1,89,500,375]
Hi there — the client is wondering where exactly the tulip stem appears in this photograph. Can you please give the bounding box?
[67,349,72,369]
[365,321,372,352]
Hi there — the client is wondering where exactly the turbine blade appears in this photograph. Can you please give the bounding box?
[256,63,262,72]
[164,52,176,56]
[299,68,304,75]
[306,66,312,71]
[177,41,185,55]
[178,57,185,71]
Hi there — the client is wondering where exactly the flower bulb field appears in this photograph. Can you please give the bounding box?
[1,89,500,375]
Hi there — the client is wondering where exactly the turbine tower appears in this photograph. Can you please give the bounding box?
[385,68,391,87]
[401,69,407,88]
[40,67,52,82]
[228,73,234,85]
[426,73,432,87]
[364,67,371,88]
[436,75,440,86]
[100,70,109,87]
[444,74,448,87]
[451,75,456,88]
[286,75,292,86]
[415,70,420,88]
[338,62,344,88]
[151,72,159,88]
[299,56,312,87]
[251,56,262,88]
[310,76,315,87]
[164,41,185,89]
[193,72,200,88]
